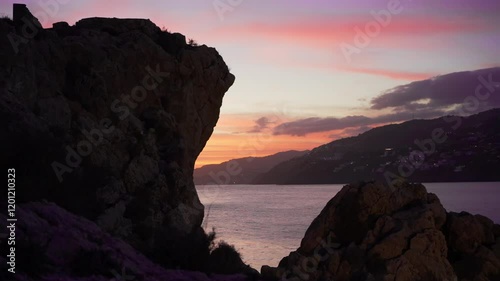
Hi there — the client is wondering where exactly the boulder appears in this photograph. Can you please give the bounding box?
[13,3,42,29]
[270,181,456,281]
[52,21,70,29]
[265,181,500,281]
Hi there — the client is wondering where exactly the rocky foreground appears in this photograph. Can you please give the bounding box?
[2,182,498,281]
[0,202,250,281]
[262,181,500,281]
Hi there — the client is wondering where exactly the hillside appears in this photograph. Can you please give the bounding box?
[194,150,307,184]
[255,109,500,184]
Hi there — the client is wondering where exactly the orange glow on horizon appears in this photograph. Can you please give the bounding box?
[195,121,398,168]
[195,132,334,168]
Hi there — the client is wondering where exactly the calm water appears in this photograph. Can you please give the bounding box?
[195,182,500,270]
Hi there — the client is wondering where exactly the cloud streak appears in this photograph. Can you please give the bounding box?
[337,66,436,81]
[328,125,372,139]
[273,109,445,136]
[247,116,275,133]
[211,15,490,48]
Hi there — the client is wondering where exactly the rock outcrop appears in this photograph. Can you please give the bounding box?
[446,212,500,281]
[0,5,234,270]
[262,181,500,281]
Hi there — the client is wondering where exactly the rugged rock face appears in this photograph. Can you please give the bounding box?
[262,181,500,281]
[0,202,250,281]
[0,5,234,269]
[446,212,500,281]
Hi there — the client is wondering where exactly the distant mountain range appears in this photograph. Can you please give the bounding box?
[196,109,500,185]
[194,150,308,184]
[255,108,500,184]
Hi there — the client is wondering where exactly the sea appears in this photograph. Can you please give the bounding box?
[195,182,500,270]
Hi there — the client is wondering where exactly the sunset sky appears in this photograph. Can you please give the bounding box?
[2,0,499,167]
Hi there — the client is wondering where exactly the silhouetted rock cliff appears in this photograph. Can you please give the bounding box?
[0,4,235,272]
[262,181,500,281]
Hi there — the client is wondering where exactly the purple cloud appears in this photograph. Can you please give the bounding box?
[273,67,500,136]
[272,109,445,136]
[247,116,274,133]
[370,67,500,111]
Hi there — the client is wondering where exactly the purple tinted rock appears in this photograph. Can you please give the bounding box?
[0,202,253,281]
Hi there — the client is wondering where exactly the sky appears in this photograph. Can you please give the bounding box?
[2,0,499,167]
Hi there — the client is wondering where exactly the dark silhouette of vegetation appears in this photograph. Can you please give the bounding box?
[148,226,257,276]
[208,241,242,273]
[188,38,198,46]
[0,15,12,23]
[208,240,259,277]
[206,228,217,252]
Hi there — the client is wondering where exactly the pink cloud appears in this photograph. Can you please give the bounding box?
[211,15,489,49]
[336,66,437,81]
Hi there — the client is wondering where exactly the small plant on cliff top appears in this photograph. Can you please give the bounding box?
[188,38,198,46]
[0,15,12,21]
